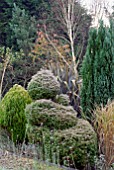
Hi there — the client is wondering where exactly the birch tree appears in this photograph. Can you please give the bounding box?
[44,0,91,81]
[41,0,91,115]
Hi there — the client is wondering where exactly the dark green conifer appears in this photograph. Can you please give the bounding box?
[81,21,114,120]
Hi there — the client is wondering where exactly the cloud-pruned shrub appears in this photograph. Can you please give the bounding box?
[27,69,60,100]
[26,99,77,134]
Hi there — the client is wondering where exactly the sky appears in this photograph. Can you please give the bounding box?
[80,0,114,27]
[81,0,114,11]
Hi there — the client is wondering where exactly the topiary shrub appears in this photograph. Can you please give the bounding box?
[27,69,60,100]
[55,94,70,106]
[26,99,77,133]
[0,84,32,144]
[50,119,97,169]
[27,118,97,169]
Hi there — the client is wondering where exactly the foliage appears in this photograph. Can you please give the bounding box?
[81,28,97,119]
[31,31,71,67]
[9,4,37,55]
[25,82,96,169]
[31,0,91,115]
[0,0,12,47]
[2,52,44,96]
[6,0,50,19]
[0,47,14,100]
[26,99,77,133]
[0,126,13,149]
[81,21,114,120]
[44,0,91,65]
[0,84,32,144]
[54,94,70,106]
[27,118,97,169]
[27,69,60,100]
[51,119,97,169]
[94,101,114,169]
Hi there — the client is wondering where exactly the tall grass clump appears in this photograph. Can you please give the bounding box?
[94,101,114,169]
[0,84,32,144]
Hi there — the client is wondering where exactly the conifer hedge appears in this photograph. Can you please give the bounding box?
[81,20,114,120]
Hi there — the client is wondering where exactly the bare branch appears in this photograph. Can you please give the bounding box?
[44,26,70,68]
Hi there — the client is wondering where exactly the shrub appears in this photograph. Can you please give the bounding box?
[26,99,77,132]
[0,84,32,144]
[54,94,70,106]
[27,119,97,169]
[52,119,97,169]
[27,69,60,100]
[94,101,114,169]
[26,99,97,169]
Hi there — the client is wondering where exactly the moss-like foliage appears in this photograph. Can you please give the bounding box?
[27,119,97,169]
[0,84,32,144]
[52,119,97,169]
[51,119,96,170]
[55,94,70,106]
[26,99,77,132]
[27,69,60,100]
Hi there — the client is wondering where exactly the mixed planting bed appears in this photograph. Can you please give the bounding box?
[0,70,97,170]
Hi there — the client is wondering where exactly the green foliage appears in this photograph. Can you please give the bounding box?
[0,47,14,100]
[81,21,114,120]
[27,69,60,100]
[54,94,70,106]
[26,98,97,169]
[9,4,37,55]
[0,0,12,47]
[81,28,97,119]
[2,53,44,96]
[51,119,97,169]
[6,0,50,19]
[0,84,32,143]
[26,99,77,134]
[27,118,97,169]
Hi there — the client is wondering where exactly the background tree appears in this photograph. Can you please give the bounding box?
[0,47,13,100]
[9,4,37,56]
[81,28,97,119]
[39,0,91,115]
[0,0,12,47]
[81,21,114,120]
[6,0,51,19]
[32,31,71,68]
[44,0,91,79]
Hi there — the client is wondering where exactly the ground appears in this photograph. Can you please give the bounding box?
[0,149,69,170]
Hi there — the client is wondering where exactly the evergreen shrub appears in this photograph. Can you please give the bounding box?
[27,69,60,100]
[25,99,77,133]
[0,84,32,143]
[55,94,70,106]
[27,119,97,169]
[51,119,97,169]
[81,21,114,120]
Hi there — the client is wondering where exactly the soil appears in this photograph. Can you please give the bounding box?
[0,149,36,170]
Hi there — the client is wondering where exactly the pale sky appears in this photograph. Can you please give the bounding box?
[80,0,114,27]
[81,0,114,11]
